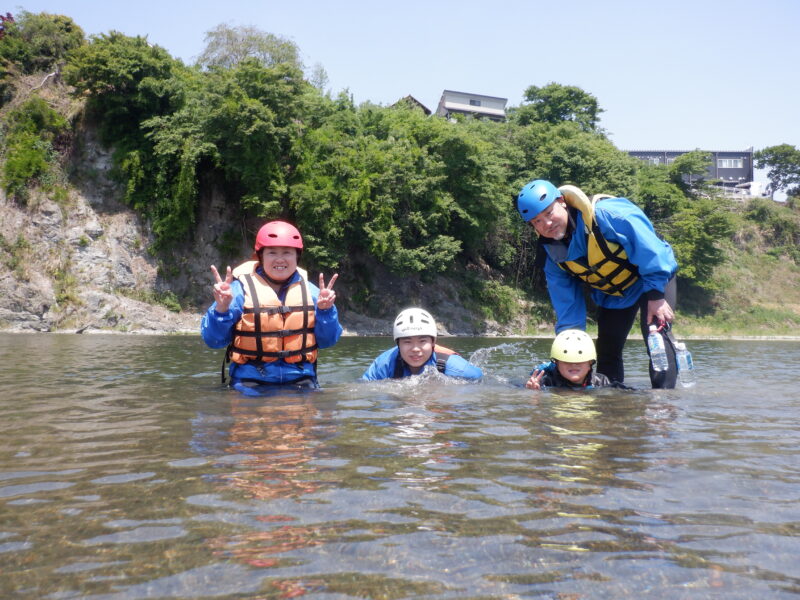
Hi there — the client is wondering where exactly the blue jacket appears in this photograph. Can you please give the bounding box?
[201,268,342,385]
[361,346,483,381]
[542,196,678,333]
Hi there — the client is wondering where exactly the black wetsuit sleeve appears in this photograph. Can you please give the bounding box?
[595,371,635,389]
[540,372,559,388]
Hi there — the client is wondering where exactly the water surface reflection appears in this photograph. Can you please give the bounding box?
[0,334,799,598]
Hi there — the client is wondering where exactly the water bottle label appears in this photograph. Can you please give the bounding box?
[647,331,668,371]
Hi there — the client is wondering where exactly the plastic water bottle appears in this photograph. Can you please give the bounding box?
[647,325,669,372]
[675,342,696,387]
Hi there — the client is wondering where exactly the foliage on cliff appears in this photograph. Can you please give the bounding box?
[2,10,800,332]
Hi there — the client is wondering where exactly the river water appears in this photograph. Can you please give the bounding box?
[1,332,799,599]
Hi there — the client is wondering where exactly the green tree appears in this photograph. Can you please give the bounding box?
[291,99,458,272]
[0,11,84,74]
[513,83,603,131]
[633,163,684,223]
[197,24,301,70]
[633,160,734,288]
[308,62,329,91]
[666,196,734,287]
[0,11,85,105]
[124,57,307,246]
[755,144,800,196]
[64,31,192,245]
[669,150,713,193]
[290,99,515,276]
[1,95,68,198]
[512,121,639,196]
[201,59,307,213]
[64,31,183,145]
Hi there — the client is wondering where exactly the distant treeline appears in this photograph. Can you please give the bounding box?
[2,10,799,308]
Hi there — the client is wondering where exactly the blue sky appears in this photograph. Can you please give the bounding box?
[15,0,800,156]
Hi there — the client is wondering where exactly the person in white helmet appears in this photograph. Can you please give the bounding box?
[525,329,627,390]
[361,308,483,381]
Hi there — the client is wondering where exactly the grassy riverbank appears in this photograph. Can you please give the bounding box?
[672,236,800,338]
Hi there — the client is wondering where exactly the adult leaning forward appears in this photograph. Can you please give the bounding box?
[517,179,679,388]
[201,220,342,393]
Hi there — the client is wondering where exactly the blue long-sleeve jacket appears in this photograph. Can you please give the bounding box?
[543,197,678,333]
[361,346,483,381]
[201,268,342,385]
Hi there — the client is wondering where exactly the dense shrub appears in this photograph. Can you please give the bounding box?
[1,96,68,198]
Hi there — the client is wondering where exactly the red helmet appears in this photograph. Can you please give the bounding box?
[254,221,303,252]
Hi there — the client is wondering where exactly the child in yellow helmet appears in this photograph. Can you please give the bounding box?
[526,329,626,390]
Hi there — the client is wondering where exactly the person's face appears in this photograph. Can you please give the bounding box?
[556,360,593,384]
[260,246,298,281]
[397,336,434,373]
[529,200,569,240]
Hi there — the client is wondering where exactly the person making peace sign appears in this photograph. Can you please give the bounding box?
[201,220,342,392]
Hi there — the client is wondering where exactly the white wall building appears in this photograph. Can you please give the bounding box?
[435,90,507,122]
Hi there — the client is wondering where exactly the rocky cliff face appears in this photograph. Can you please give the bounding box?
[0,129,529,337]
[0,131,200,333]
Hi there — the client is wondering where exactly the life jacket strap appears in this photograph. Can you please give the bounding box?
[233,344,319,361]
[242,274,266,361]
[234,326,315,339]
[589,220,639,291]
[433,345,455,373]
[233,273,316,362]
[300,278,310,361]
[222,343,232,384]
[558,217,640,295]
[241,304,307,316]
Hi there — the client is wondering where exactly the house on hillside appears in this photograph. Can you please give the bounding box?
[627,148,760,195]
[435,90,507,122]
[392,95,431,115]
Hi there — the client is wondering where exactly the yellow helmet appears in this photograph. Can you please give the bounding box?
[550,329,596,362]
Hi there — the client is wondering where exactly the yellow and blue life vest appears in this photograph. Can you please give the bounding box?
[556,185,639,297]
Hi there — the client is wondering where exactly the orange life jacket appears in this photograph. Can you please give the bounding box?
[228,261,318,365]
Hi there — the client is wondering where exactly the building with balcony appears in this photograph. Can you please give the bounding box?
[435,90,507,122]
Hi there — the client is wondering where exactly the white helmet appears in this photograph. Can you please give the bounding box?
[393,308,437,340]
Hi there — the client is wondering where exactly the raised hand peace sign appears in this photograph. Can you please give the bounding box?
[316,273,338,310]
[525,369,546,391]
[210,265,234,313]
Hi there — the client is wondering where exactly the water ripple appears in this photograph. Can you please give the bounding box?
[1,334,799,599]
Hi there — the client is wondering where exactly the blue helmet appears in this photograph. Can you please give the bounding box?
[516,179,562,221]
